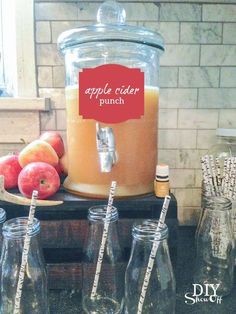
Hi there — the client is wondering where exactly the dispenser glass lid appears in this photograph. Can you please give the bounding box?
[58,0,165,53]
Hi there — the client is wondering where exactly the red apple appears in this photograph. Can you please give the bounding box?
[59,153,68,175]
[40,131,65,158]
[19,140,59,168]
[54,162,63,176]
[18,162,60,199]
[0,154,22,189]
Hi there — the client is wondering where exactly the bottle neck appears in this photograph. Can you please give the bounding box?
[88,205,118,223]
[0,208,6,224]
[3,217,40,240]
[204,196,232,212]
[132,219,168,242]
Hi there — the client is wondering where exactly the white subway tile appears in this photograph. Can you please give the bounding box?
[160,67,178,88]
[36,22,51,43]
[219,109,236,128]
[160,88,197,108]
[170,169,195,188]
[198,88,236,108]
[203,4,236,22]
[179,67,219,88]
[35,3,78,20]
[160,3,201,21]
[77,2,159,21]
[180,22,222,44]
[144,22,179,44]
[39,88,65,109]
[178,109,218,129]
[38,67,53,88]
[158,149,177,168]
[56,110,67,130]
[159,129,197,149]
[176,149,207,169]
[37,44,63,66]
[161,45,200,66]
[201,45,236,66]
[220,67,236,87]
[40,110,56,131]
[53,66,65,88]
[124,3,159,21]
[223,23,236,44]
[52,21,88,43]
[177,204,201,225]
[174,188,201,207]
[197,129,216,149]
[159,108,178,129]
[195,169,203,188]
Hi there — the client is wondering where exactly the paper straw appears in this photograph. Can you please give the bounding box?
[215,157,222,195]
[137,195,171,314]
[223,158,231,197]
[90,181,117,300]
[200,157,212,196]
[229,157,236,199]
[209,155,220,196]
[222,158,228,195]
[232,157,236,200]
[13,190,38,314]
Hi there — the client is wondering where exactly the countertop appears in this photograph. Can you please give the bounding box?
[49,227,236,314]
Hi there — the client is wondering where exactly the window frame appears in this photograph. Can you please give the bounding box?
[1,0,36,98]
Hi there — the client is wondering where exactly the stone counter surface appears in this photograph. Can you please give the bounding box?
[49,227,236,314]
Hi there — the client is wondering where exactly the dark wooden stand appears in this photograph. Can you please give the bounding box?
[0,189,178,290]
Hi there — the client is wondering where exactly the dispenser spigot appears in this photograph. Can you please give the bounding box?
[96,122,117,172]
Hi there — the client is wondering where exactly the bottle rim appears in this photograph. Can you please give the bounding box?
[132,219,168,242]
[88,205,118,222]
[0,208,6,224]
[3,217,40,239]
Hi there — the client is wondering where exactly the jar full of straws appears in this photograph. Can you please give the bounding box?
[200,154,236,262]
[194,197,235,296]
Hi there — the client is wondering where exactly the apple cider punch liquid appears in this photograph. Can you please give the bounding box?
[64,85,159,197]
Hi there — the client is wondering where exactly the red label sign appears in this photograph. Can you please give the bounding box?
[79,64,144,123]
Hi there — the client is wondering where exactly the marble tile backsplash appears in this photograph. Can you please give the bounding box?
[34,0,236,225]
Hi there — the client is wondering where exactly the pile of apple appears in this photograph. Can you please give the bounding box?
[0,132,68,200]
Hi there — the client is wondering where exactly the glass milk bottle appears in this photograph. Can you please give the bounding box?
[0,208,6,252]
[124,220,176,314]
[82,205,124,314]
[194,197,235,296]
[0,217,49,313]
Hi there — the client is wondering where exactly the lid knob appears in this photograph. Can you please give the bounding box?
[97,0,126,25]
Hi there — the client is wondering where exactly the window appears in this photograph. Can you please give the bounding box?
[0,0,36,97]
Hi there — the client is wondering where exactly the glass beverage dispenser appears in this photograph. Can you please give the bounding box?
[58,0,164,197]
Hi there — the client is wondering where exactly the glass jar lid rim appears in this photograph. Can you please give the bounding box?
[58,23,164,53]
